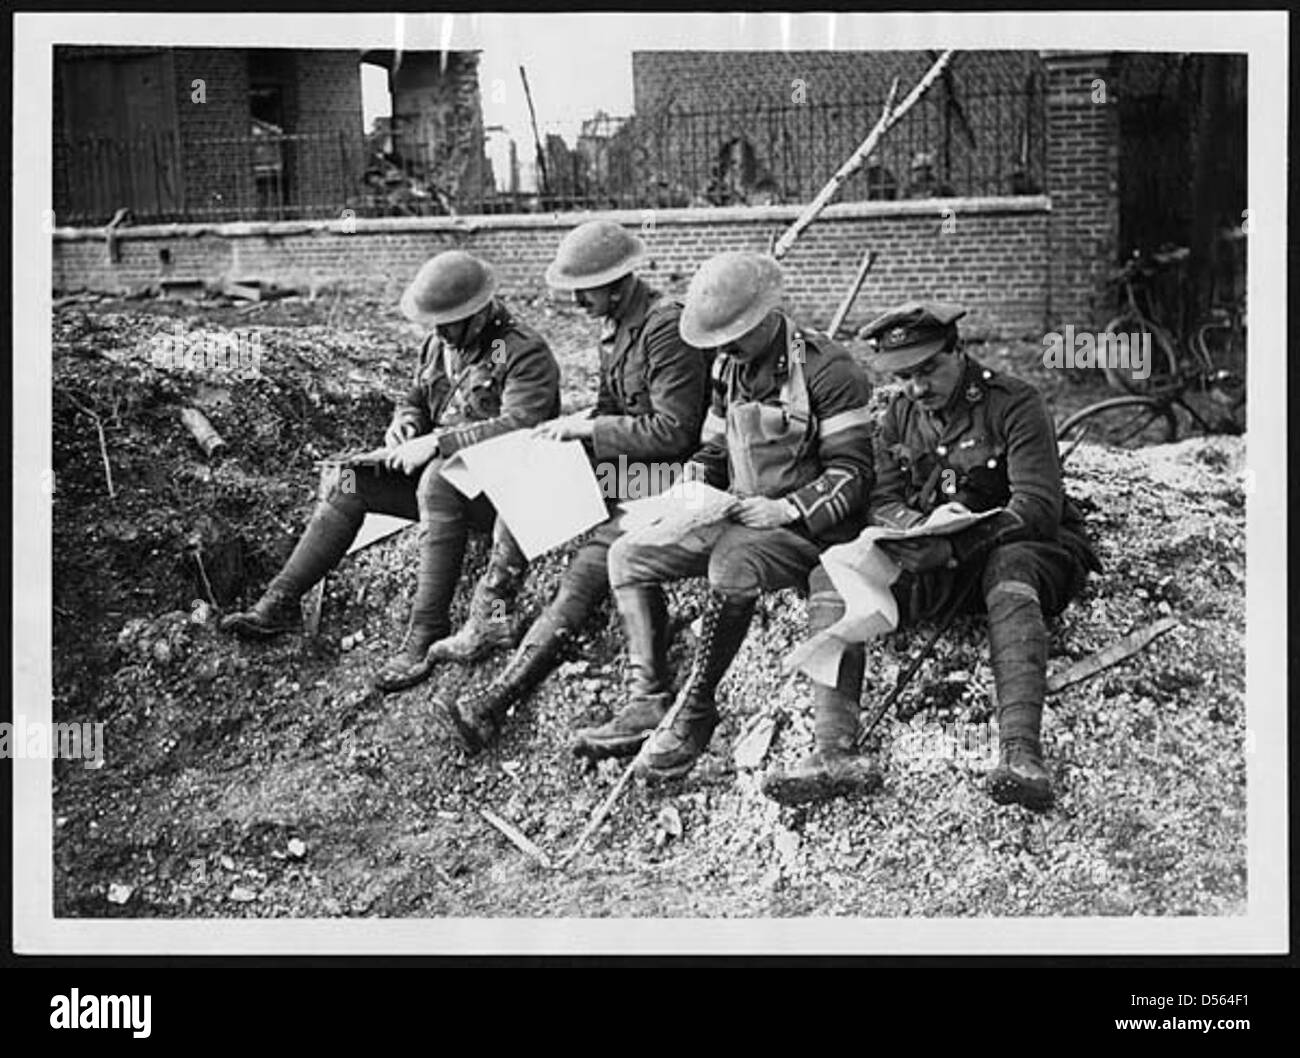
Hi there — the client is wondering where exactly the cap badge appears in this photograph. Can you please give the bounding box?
[887,326,908,347]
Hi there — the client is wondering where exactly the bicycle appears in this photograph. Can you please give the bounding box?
[1097,247,1188,395]
[1055,237,1246,458]
[1056,302,1245,459]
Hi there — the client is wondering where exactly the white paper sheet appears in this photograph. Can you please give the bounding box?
[439,430,609,560]
[785,503,1004,686]
[617,479,739,539]
[346,513,415,555]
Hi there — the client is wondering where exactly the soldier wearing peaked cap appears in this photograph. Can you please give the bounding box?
[763,300,1100,811]
[222,250,560,695]
[444,221,711,752]
[572,251,878,777]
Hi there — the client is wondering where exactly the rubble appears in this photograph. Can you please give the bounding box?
[50,293,1247,918]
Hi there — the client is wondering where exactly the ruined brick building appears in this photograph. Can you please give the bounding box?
[53,46,489,224]
[54,46,366,222]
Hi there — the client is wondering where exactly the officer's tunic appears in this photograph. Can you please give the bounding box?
[867,355,1099,621]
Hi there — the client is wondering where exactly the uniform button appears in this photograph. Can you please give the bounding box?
[986,458,997,469]
[982,370,992,380]
[937,445,948,456]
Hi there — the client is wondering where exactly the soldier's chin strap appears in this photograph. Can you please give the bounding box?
[444,301,495,357]
[606,272,637,319]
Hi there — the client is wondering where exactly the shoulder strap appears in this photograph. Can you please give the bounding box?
[780,316,812,427]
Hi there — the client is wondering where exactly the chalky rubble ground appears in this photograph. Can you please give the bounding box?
[49,290,1246,919]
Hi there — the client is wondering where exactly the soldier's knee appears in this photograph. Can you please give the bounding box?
[566,540,611,589]
[707,545,762,599]
[807,565,835,598]
[608,536,651,588]
[415,459,461,516]
[982,542,1037,592]
[320,468,366,518]
[984,578,1041,618]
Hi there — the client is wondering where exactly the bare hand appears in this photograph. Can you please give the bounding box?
[734,496,799,529]
[384,419,419,450]
[878,536,955,573]
[532,413,595,443]
[385,434,439,475]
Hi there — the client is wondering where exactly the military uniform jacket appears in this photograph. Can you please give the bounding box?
[870,355,1099,570]
[692,316,876,545]
[588,278,710,465]
[391,300,561,458]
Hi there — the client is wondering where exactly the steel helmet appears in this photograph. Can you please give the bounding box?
[400,250,497,325]
[679,252,784,348]
[544,220,647,291]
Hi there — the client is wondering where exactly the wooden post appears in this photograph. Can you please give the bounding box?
[520,65,548,198]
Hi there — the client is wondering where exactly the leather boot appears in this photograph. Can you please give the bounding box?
[572,585,672,760]
[446,610,571,753]
[220,499,360,640]
[218,589,303,640]
[763,635,881,805]
[425,532,526,665]
[984,581,1054,810]
[372,511,469,694]
[637,590,756,779]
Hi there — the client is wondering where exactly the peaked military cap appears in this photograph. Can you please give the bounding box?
[859,300,967,372]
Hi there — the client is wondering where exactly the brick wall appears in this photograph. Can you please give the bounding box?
[51,197,1051,339]
[172,48,252,215]
[290,50,366,209]
[1042,51,1118,329]
[633,50,1036,112]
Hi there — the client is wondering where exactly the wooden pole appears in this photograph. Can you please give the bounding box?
[519,65,549,198]
[827,248,878,338]
[772,51,954,260]
[559,681,700,869]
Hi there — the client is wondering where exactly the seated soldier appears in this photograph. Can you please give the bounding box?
[762,301,1100,810]
[572,251,876,776]
[444,220,710,751]
[221,251,560,694]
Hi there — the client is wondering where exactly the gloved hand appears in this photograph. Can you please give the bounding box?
[949,509,1027,565]
[878,536,956,573]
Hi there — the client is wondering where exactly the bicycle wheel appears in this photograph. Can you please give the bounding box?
[1057,396,1179,455]
[1100,315,1181,396]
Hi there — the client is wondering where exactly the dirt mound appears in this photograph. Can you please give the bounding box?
[50,299,1246,919]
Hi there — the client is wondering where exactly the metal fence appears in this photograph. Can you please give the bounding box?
[608,85,1046,210]
[55,130,369,226]
[54,84,1044,225]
